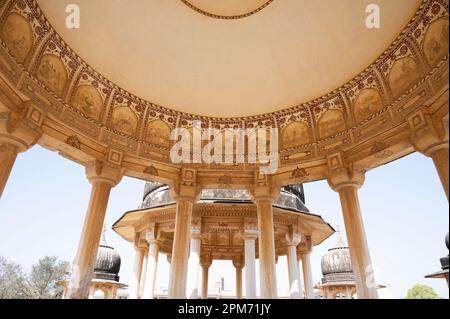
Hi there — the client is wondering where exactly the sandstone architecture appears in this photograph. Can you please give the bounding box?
[316,228,385,299]
[59,227,127,299]
[0,0,448,299]
[114,183,332,299]
[426,232,449,286]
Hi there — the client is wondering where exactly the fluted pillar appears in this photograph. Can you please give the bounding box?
[168,183,199,299]
[64,161,123,299]
[409,110,449,200]
[128,246,145,299]
[143,228,161,299]
[300,251,314,299]
[251,184,280,299]
[243,222,258,299]
[286,229,302,299]
[328,162,378,299]
[200,259,211,299]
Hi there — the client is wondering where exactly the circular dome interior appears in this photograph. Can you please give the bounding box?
[36,0,422,117]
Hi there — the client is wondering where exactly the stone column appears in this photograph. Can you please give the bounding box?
[251,184,280,299]
[409,111,449,200]
[143,228,161,299]
[300,251,315,299]
[233,258,244,299]
[64,161,122,299]
[327,160,378,299]
[0,143,18,198]
[0,103,43,199]
[186,225,202,299]
[128,246,145,299]
[430,147,449,200]
[243,222,258,299]
[200,259,211,299]
[286,229,303,299]
[168,183,199,299]
[139,252,148,298]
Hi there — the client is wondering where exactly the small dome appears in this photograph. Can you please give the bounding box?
[94,227,121,282]
[140,182,309,212]
[445,232,449,250]
[321,228,353,276]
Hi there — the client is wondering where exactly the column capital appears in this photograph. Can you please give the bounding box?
[303,235,313,252]
[133,231,148,250]
[200,256,212,268]
[170,183,201,203]
[243,218,258,240]
[326,152,365,191]
[0,101,43,152]
[249,184,281,202]
[243,230,258,241]
[85,160,123,186]
[285,227,301,247]
[408,110,449,156]
[191,212,202,238]
[144,224,163,245]
[233,256,244,269]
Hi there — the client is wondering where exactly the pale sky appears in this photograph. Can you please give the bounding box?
[0,146,448,299]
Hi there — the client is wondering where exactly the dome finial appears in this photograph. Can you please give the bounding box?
[335,225,346,248]
[100,224,108,246]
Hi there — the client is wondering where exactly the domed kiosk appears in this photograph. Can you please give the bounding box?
[316,228,357,299]
[425,232,449,286]
[316,228,386,299]
[113,183,334,299]
[0,0,448,300]
[60,227,127,299]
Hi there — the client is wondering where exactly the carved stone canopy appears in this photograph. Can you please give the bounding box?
[0,0,448,192]
[113,202,333,262]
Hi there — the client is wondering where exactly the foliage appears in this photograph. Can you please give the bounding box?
[0,256,69,299]
[28,256,70,299]
[406,284,440,299]
[0,257,32,299]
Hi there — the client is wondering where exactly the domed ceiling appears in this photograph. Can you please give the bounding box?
[36,0,422,117]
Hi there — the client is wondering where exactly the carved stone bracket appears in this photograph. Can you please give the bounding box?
[285,226,301,247]
[85,160,124,186]
[408,110,449,156]
[326,151,366,191]
[0,102,44,152]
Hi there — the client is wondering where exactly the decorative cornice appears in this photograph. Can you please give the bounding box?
[0,0,448,171]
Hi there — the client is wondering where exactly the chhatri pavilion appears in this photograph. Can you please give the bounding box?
[113,182,333,299]
[0,0,448,299]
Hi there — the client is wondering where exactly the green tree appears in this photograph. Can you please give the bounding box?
[0,256,32,299]
[406,284,440,299]
[28,256,70,299]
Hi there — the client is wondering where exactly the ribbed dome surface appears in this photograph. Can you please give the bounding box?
[321,230,353,276]
[140,182,309,212]
[94,229,121,281]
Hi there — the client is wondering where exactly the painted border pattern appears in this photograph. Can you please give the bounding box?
[180,0,275,20]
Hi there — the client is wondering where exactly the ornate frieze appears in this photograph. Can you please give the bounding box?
[0,0,447,176]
